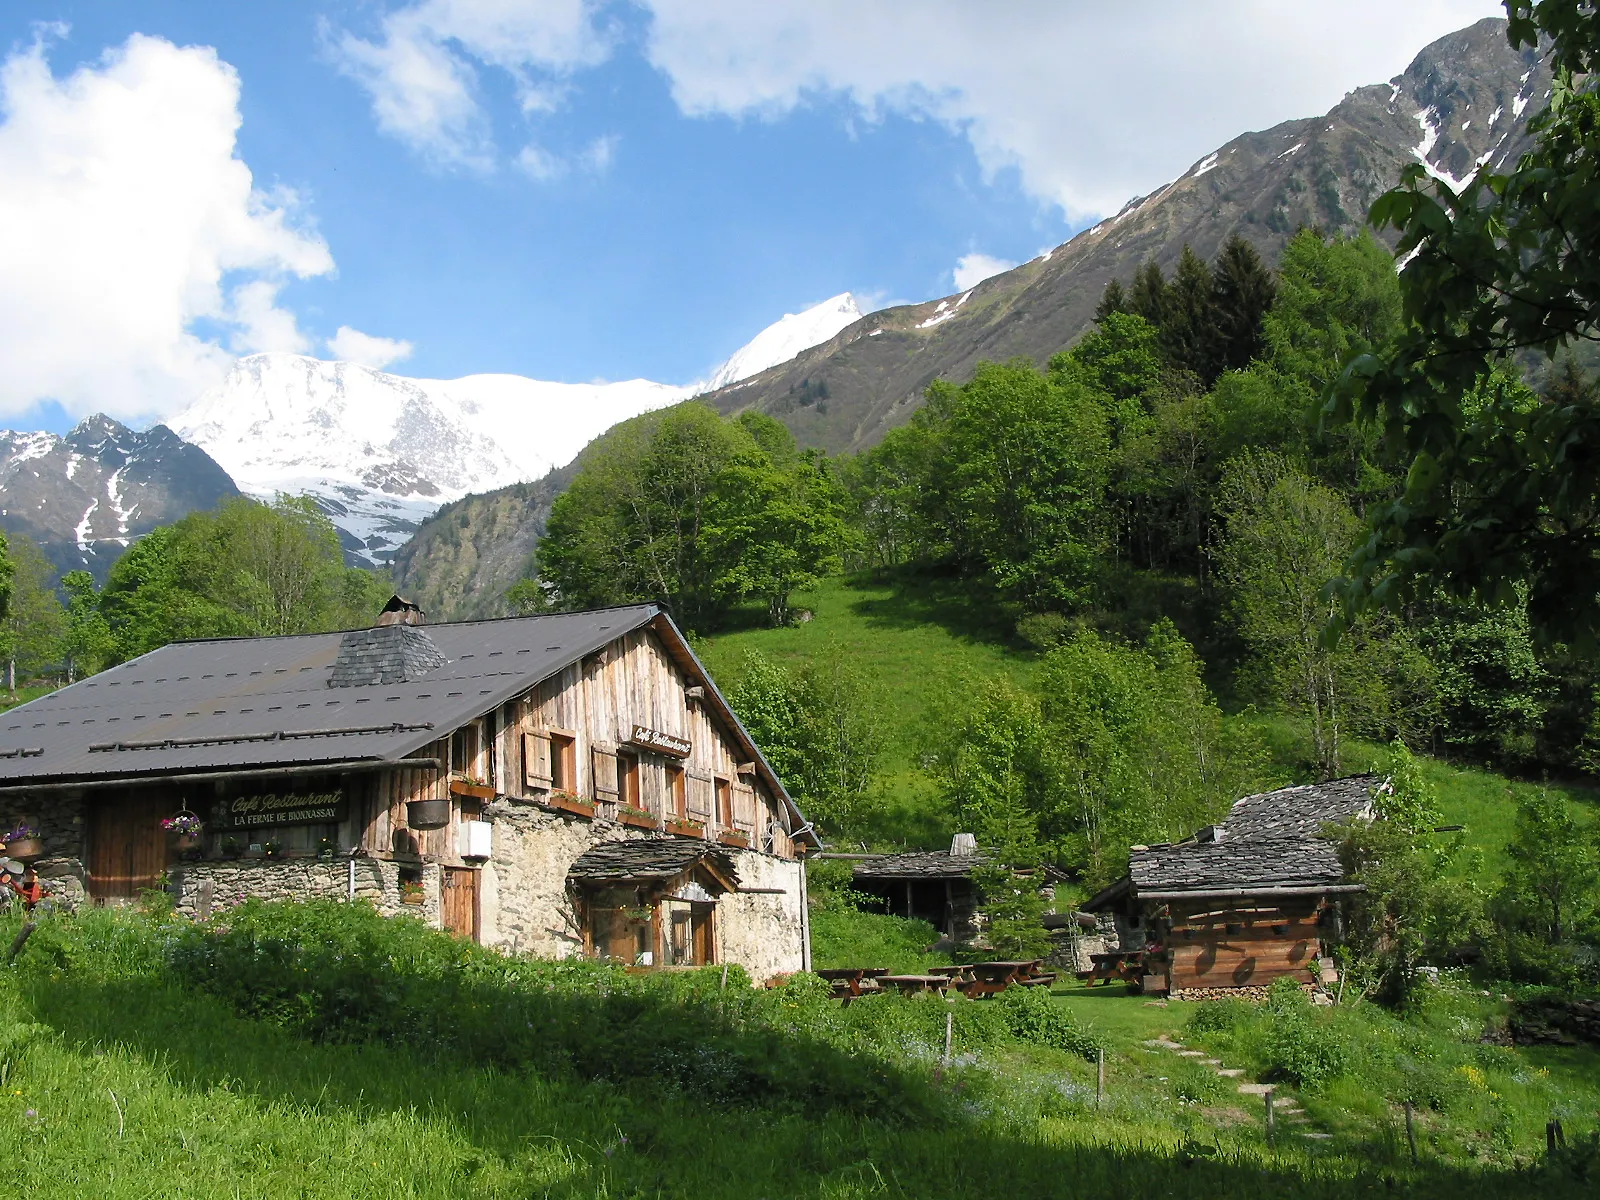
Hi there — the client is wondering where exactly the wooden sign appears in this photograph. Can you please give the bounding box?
[627,724,691,758]
[211,790,346,830]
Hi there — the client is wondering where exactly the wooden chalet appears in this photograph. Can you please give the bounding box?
[0,601,817,981]
[1081,775,1378,997]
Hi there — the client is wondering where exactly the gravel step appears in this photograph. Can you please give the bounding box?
[1217,1068,1245,1078]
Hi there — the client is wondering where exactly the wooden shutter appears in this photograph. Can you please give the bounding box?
[523,730,552,790]
[731,782,757,832]
[687,772,713,823]
[592,746,619,804]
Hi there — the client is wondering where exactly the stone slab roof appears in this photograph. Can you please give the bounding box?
[1109,774,1381,901]
[854,849,991,881]
[567,839,738,888]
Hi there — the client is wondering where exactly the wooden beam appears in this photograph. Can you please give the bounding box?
[0,758,442,795]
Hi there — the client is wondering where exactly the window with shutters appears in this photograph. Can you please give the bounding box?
[617,753,641,808]
[715,777,733,828]
[550,731,577,793]
[666,763,686,819]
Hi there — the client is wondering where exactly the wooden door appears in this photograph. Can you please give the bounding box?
[87,790,171,901]
[440,866,480,941]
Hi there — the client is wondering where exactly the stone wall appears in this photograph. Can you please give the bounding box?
[479,795,807,981]
[0,791,87,908]
[716,850,805,982]
[171,856,441,926]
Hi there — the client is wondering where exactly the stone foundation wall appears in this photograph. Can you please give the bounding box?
[171,857,442,927]
[0,792,88,908]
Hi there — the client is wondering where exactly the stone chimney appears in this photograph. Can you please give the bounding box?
[328,622,446,688]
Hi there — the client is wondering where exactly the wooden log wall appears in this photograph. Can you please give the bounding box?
[1163,899,1325,991]
[498,628,794,855]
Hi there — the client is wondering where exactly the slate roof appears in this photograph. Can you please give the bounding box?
[1087,774,1381,906]
[854,849,991,880]
[567,839,738,888]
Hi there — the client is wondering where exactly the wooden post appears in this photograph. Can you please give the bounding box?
[1404,1101,1418,1163]
[1265,1089,1275,1148]
[943,1011,953,1065]
[1096,1048,1105,1107]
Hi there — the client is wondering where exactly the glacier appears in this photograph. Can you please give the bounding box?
[169,292,862,563]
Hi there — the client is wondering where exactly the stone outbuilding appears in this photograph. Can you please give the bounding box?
[0,600,817,981]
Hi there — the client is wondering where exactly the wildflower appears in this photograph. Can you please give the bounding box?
[25,1108,36,1118]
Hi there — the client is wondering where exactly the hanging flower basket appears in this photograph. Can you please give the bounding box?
[1,823,42,862]
[162,811,204,852]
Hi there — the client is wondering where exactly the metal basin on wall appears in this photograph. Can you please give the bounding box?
[407,799,451,830]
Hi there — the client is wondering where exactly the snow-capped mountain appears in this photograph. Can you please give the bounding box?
[0,415,239,581]
[169,293,861,562]
[702,293,861,392]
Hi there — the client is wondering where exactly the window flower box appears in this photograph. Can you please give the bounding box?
[547,792,596,820]
[449,777,496,800]
[618,806,658,830]
[717,830,750,849]
[665,817,705,839]
[2,823,43,862]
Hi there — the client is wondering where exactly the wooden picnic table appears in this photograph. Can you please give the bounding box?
[879,974,955,995]
[1079,950,1141,987]
[815,967,890,1003]
[959,960,1041,998]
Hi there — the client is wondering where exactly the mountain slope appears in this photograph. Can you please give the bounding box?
[700,17,1549,453]
[0,415,239,581]
[392,17,1552,621]
[169,294,863,562]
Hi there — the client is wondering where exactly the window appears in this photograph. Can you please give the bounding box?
[715,777,732,828]
[618,754,641,808]
[550,731,577,793]
[666,764,687,819]
[452,722,483,782]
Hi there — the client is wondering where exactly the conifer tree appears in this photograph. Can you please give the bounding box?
[1093,277,1128,324]
[1209,234,1276,375]
[1161,245,1217,380]
[1129,260,1170,328]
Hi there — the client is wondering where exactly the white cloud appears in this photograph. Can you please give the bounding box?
[326,0,610,168]
[328,325,416,370]
[0,31,333,422]
[516,142,564,180]
[640,0,1504,220]
[952,252,1017,292]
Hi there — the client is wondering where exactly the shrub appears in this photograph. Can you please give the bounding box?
[990,985,1102,1059]
[1186,999,1251,1036]
[1261,980,1351,1089]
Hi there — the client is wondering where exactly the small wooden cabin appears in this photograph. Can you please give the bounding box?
[1082,775,1378,997]
[853,835,1064,949]
[0,602,817,981]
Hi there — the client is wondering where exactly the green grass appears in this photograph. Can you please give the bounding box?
[4,903,1596,1197]
[696,575,1037,846]
[810,907,952,974]
[0,683,59,714]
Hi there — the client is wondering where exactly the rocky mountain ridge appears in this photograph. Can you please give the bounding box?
[391,16,1554,621]
[697,16,1549,453]
[0,415,239,581]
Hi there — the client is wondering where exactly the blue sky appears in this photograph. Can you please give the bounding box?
[0,1,1501,432]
